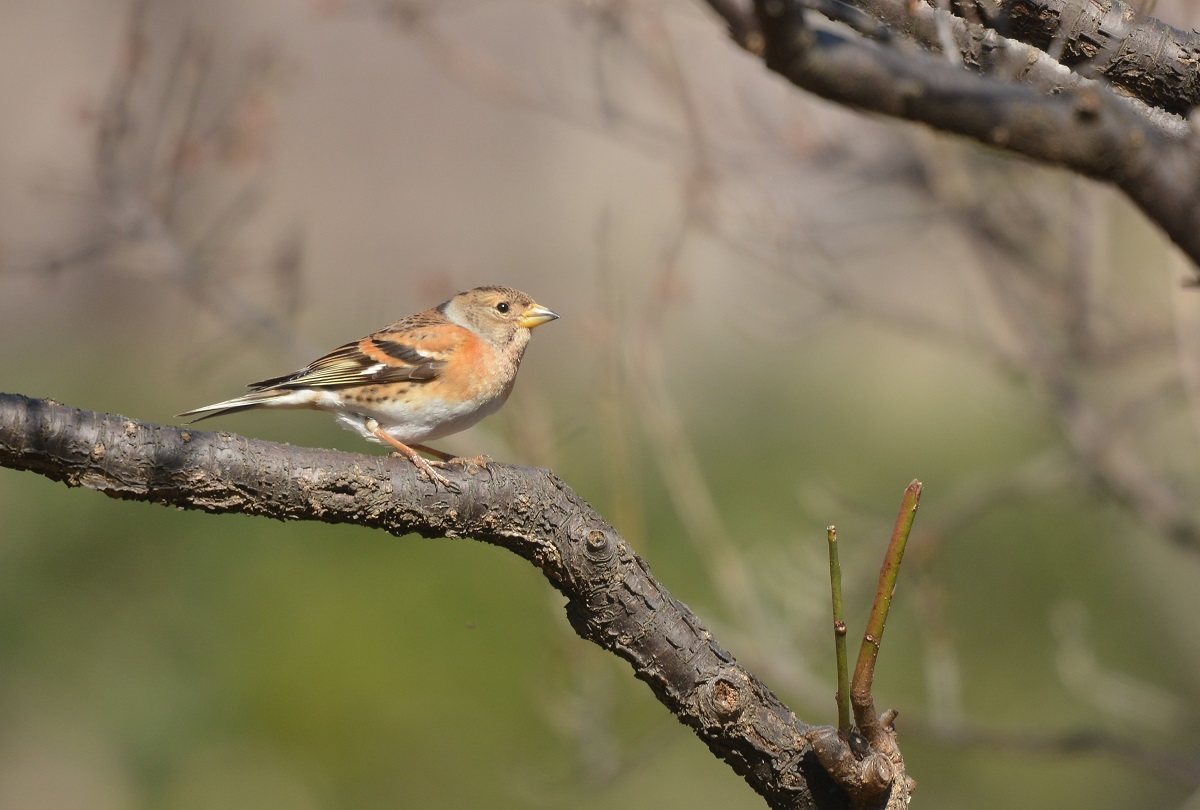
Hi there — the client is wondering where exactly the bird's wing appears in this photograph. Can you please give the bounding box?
[250,323,466,390]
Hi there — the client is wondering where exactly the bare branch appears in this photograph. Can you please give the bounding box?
[697,0,1200,268]
[0,392,909,810]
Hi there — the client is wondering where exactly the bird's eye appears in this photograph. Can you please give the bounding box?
[496,302,510,314]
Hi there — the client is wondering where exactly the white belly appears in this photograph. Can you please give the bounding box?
[331,391,508,446]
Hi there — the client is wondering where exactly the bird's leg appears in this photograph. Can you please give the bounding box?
[411,443,455,462]
[364,419,459,492]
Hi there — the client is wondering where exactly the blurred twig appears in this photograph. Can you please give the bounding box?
[909,719,1200,787]
[24,0,310,363]
[1051,601,1190,733]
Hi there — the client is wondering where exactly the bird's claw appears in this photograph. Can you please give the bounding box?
[414,456,460,492]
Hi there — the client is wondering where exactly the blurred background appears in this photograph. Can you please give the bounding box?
[2,1,1199,807]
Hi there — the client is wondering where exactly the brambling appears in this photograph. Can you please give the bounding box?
[179,285,558,490]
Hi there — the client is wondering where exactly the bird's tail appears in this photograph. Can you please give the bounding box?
[176,390,286,423]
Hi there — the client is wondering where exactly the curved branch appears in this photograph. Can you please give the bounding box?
[0,393,911,810]
[700,0,1200,270]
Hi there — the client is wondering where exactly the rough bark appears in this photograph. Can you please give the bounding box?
[0,393,912,809]
[949,0,1200,115]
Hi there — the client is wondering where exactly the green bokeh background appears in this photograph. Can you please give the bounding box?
[2,2,1199,808]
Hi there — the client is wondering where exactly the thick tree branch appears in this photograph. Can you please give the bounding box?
[0,393,913,810]
[699,0,1200,270]
[844,0,1188,135]
[946,0,1200,115]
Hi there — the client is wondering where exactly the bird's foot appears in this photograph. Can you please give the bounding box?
[369,423,460,492]
[410,454,460,492]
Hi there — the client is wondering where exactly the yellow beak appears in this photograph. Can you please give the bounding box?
[519,303,560,329]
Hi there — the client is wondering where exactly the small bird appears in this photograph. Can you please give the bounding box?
[179,285,558,490]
